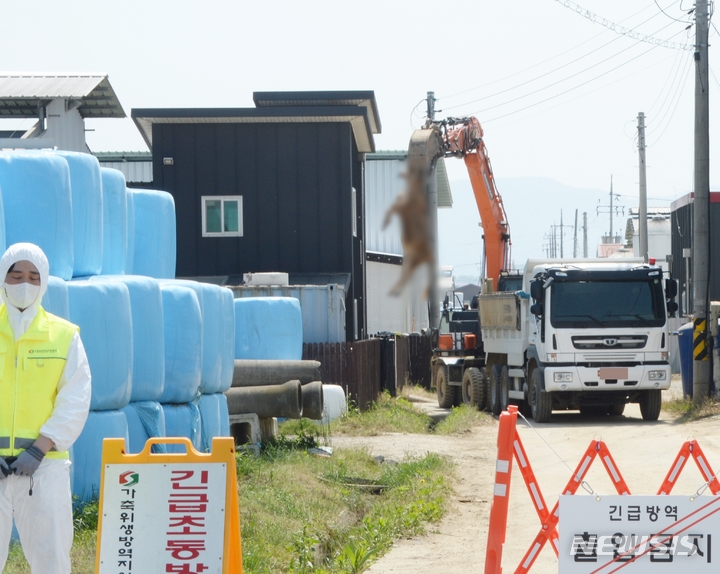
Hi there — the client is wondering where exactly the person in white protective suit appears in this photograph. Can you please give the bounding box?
[0,243,91,574]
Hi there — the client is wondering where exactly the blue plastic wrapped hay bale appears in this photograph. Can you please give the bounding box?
[89,275,164,402]
[219,287,235,393]
[68,280,133,410]
[161,281,224,394]
[162,403,201,454]
[132,189,176,279]
[234,297,303,360]
[54,151,103,278]
[0,151,73,279]
[198,393,228,452]
[43,276,70,320]
[159,281,205,392]
[126,189,135,274]
[160,284,202,403]
[100,168,127,275]
[218,392,230,437]
[72,409,129,501]
[200,283,224,393]
[122,401,167,454]
[0,185,6,255]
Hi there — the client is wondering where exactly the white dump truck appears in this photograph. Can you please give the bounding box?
[477,258,678,422]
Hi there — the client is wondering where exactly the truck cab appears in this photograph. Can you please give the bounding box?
[478,259,678,422]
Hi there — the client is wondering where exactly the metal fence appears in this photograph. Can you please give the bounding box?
[302,339,381,411]
[302,334,432,410]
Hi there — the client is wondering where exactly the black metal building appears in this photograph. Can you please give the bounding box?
[670,191,720,315]
[132,91,381,341]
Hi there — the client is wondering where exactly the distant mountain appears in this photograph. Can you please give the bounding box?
[439,176,627,285]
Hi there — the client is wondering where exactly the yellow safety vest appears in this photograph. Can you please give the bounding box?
[0,305,78,460]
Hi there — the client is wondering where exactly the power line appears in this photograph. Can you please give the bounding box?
[477,51,677,131]
[647,52,694,144]
[442,4,664,103]
[444,9,673,112]
[474,33,678,122]
[653,0,694,23]
[646,46,688,118]
[554,0,693,50]
[454,19,682,120]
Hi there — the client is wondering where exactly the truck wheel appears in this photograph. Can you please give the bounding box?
[608,402,625,416]
[489,365,503,415]
[530,369,552,423]
[462,367,485,408]
[436,365,456,408]
[639,390,662,421]
[500,366,510,412]
[480,368,491,411]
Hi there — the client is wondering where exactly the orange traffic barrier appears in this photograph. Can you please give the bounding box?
[485,407,630,574]
[483,408,720,574]
[657,439,720,495]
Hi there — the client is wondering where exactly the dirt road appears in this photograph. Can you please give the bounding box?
[333,385,720,574]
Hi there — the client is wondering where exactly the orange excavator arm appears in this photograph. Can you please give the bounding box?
[441,117,511,287]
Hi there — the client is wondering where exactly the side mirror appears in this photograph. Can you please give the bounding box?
[443,294,449,309]
[666,301,679,316]
[665,278,678,300]
[530,279,543,301]
[530,303,544,317]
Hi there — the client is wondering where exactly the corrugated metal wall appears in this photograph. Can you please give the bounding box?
[152,121,366,341]
[670,195,720,316]
[671,202,693,316]
[365,155,404,255]
[366,260,429,335]
[98,160,153,184]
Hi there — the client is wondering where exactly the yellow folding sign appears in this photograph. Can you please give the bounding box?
[95,437,242,574]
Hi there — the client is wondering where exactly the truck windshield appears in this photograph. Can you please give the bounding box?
[550,279,665,328]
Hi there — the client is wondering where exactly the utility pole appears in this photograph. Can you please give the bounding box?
[543,234,553,257]
[692,2,711,403]
[597,176,624,243]
[552,223,557,258]
[551,220,565,258]
[638,112,648,263]
[583,212,588,257]
[573,209,578,258]
[426,91,440,328]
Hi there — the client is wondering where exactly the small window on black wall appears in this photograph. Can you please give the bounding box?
[202,196,243,237]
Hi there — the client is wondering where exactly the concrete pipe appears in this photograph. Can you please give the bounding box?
[224,380,303,419]
[231,360,321,387]
[301,381,324,420]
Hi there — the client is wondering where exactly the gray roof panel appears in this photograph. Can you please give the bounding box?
[253,90,381,134]
[131,105,376,153]
[0,74,125,118]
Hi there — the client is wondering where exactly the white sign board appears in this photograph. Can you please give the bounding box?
[98,462,227,574]
[559,495,720,573]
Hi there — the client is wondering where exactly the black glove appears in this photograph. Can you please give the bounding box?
[0,458,10,479]
[10,446,45,477]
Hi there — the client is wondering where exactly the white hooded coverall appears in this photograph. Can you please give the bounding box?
[0,243,92,574]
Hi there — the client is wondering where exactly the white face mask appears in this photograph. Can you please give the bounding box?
[4,282,40,310]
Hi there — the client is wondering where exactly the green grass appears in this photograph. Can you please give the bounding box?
[238,442,451,573]
[435,403,494,434]
[662,395,720,421]
[330,393,434,436]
